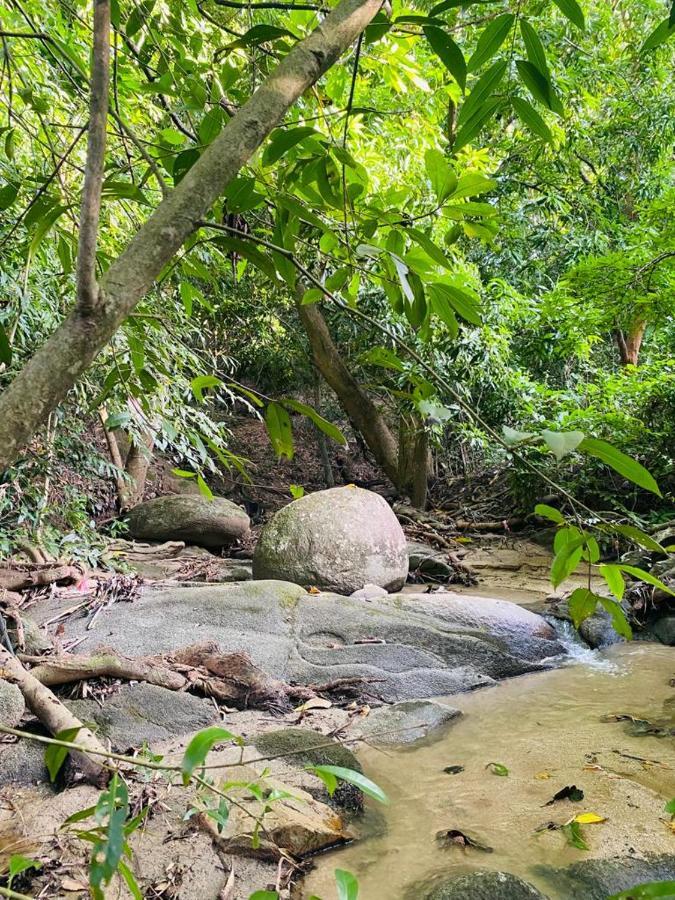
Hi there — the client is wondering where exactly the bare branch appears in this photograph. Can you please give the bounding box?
[76,0,111,316]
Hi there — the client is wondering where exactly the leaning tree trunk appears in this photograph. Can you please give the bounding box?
[0,0,384,474]
[614,317,646,367]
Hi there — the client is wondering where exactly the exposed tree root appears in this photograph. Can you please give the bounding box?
[0,562,83,593]
[0,646,109,784]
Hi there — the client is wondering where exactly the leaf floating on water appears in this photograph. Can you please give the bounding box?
[544,785,584,806]
[535,771,553,780]
[571,812,606,824]
[561,821,590,850]
[436,829,493,853]
[443,765,465,775]
[665,798,675,816]
[609,880,675,899]
[486,762,509,776]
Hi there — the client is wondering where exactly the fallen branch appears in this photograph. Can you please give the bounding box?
[0,646,109,783]
[0,562,83,592]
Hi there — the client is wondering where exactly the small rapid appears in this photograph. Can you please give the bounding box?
[546,616,620,671]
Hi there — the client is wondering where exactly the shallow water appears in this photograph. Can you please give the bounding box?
[303,643,675,900]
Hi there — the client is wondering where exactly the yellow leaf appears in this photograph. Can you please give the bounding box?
[535,771,553,780]
[665,819,675,834]
[294,697,332,712]
[574,812,606,824]
[307,585,321,594]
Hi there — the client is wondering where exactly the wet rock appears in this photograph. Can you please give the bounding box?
[649,612,675,646]
[252,486,408,593]
[536,854,675,900]
[420,871,547,900]
[579,607,626,648]
[356,700,461,746]
[127,495,250,549]
[0,679,25,727]
[407,541,454,581]
[29,581,564,703]
[252,727,363,811]
[68,683,218,750]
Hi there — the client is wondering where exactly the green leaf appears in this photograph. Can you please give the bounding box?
[550,534,585,587]
[511,96,553,143]
[265,401,294,459]
[28,205,67,265]
[283,398,347,447]
[0,182,19,210]
[8,854,41,888]
[424,149,458,203]
[210,235,278,282]
[611,525,666,555]
[307,766,388,804]
[561,821,589,850]
[579,438,661,497]
[599,564,625,601]
[406,228,453,269]
[249,892,279,900]
[429,286,459,337]
[301,288,324,305]
[516,60,563,114]
[197,474,214,500]
[45,726,81,782]
[191,375,221,403]
[640,18,675,52]
[467,14,515,72]
[541,429,585,461]
[610,882,675,899]
[335,869,360,900]
[118,860,143,900]
[535,503,565,524]
[0,323,11,366]
[263,126,320,167]
[452,172,497,199]
[666,799,675,816]
[552,0,585,30]
[457,59,507,129]
[502,425,536,445]
[453,97,501,151]
[198,108,223,145]
[519,20,549,77]
[486,762,509,776]
[430,283,481,325]
[181,727,239,785]
[618,565,675,598]
[597,597,632,640]
[424,26,466,91]
[568,587,599,628]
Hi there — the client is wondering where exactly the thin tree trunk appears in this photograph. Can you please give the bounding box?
[614,318,646,366]
[397,413,429,509]
[0,0,384,474]
[297,299,401,487]
[313,374,335,488]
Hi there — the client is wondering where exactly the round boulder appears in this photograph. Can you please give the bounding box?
[252,486,408,593]
[127,495,250,549]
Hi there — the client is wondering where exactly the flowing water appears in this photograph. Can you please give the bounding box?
[303,642,675,899]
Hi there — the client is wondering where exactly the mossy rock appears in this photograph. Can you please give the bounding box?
[413,871,547,900]
[127,495,250,549]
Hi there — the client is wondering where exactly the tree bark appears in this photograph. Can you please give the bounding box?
[398,413,429,509]
[614,317,646,366]
[297,299,401,487]
[0,0,384,474]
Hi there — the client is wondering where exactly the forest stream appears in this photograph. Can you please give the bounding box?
[303,639,675,899]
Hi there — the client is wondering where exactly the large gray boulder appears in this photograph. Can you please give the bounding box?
[127,495,250,549]
[253,486,408,593]
[28,581,564,703]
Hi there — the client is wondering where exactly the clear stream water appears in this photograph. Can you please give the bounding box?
[303,641,675,899]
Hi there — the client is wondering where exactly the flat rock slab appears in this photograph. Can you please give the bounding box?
[355,700,461,746]
[29,581,565,703]
[68,683,218,751]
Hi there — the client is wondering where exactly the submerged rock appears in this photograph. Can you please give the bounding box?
[127,494,250,549]
[419,871,547,900]
[0,680,25,727]
[68,683,218,750]
[29,581,564,703]
[649,612,675,646]
[536,854,675,900]
[252,486,408,593]
[356,700,461,746]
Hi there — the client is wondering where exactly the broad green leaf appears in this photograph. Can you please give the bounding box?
[452,173,497,199]
[361,346,406,372]
[541,429,585,461]
[335,869,360,900]
[666,799,675,815]
[486,762,509,776]
[467,14,515,72]
[512,96,553,142]
[579,438,661,496]
[640,18,675,52]
[406,228,453,269]
[159,128,185,146]
[550,537,585,587]
[535,503,565,524]
[424,149,458,202]
[456,60,507,129]
[610,883,675,899]
[263,126,320,167]
[249,893,279,900]
[198,108,223,145]
[265,402,294,459]
[453,97,501,151]
[0,183,19,210]
[283,398,347,446]
[568,588,599,628]
[191,375,221,403]
[519,20,549,77]
[8,854,41,887]
[210,236,278,282]
[181,727,240,784]
[197,474,214,500]
[28,205,67,265]
[599,564,625,601]
[562,821,589,850]
[598,597,632,640]
[301,288,324,305]
[0,323,11,366]
[423,27,466,91]
[307,765,388,804]
[430,282,481,325]
[516,60,563,115]
[552,0,585,30]
[45,726,81,782]
[502,425,536,445]
[611,525,666,555]
[429,285,459,337]
[582,535,600,564]
[618,565,675,598]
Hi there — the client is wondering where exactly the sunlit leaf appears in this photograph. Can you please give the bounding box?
[579,438,661,497]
